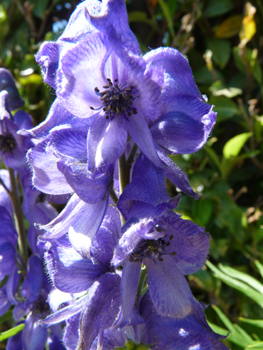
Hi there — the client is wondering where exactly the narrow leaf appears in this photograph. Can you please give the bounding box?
[0,323,24,341]
[218,264,263,294]
[239,317,263,329]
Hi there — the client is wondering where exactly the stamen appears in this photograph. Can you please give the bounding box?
[90,77,139,119]
[0,134,16,153]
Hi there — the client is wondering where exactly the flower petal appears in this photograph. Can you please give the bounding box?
[57,32,108,118]
[87,113,127,173]
[144,47,203,102]
[22,312,48,350]
[27,139,73,195]
[124,112,161,168]
[147,257,196,318]
[76,273,121,350]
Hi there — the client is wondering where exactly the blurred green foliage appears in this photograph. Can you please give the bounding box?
[1,0,263,348]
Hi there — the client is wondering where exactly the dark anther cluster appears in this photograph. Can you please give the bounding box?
[129,235,176,263]
[0,134,16,153]
[91,78,139,119]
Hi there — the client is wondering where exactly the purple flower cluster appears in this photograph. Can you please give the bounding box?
[0,0,229,349]
[0,69,65,350]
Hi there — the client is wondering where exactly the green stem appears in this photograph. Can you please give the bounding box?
[118,153,129,194]
[126,143,138,178]
[109,185,118,205]
[135,265,148,308]
[8,168,27,269]
[118,153,130,226]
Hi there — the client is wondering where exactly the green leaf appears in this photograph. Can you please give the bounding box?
[0,323,24,341]
[223,132,252,159]
[203,0,234,18]
[255,260,263,279]
[239,317,263,329]
[247,342,263,349]
[207,261,263,308]
[206,38,231,68]
[192,198,215,226]
[212,305,253,347]
[218,264,263,293]
[207,321,229,336]
[210,96,239,122]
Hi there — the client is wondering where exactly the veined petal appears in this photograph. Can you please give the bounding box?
[57,32,109,118]
[150,96,216,154]
[21,255,44,302]
[76,273,121,350]
[87,0,140,55]
[124,112,161,168]
[21,99,90,138]
[115,260,141,328]
[57,160,111,203]
[118,154,170,218]
[164,212,210,275]
[87,113,127,173]
[146,257,196,318]
[41,295,86,325]
[144,47,203,102]
[45,242,104,294]
[38,194,107,246]
[22,312,48,350]
[27,140,73,195]
[50,127,88,162]
[68,194,109,258]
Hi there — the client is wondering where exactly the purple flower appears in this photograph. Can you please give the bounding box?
[0,68,24,111]
[112,155,209,324]
[41,214,121,350]
[9,255,65,350]
[91,292,228,350]
[34,0,215,196]
[0,90,33,171]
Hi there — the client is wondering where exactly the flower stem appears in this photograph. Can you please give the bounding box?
[118,153,130,194]
[8,168,28,269]
[118,153,130,226]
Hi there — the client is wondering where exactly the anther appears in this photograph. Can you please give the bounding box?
[94,87,99,93]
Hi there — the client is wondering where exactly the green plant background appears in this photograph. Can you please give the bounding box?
[1,0,263,348]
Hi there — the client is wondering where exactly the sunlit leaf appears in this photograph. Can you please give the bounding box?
[0,323,24,341]
[223,132,252,159]
[255,260,263,280]
[212,305,253,346]
[207,261,263,308]
[215,15,243,38]
[247,342,263,349]
[239,317,263,329]
[218,264,263,294]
